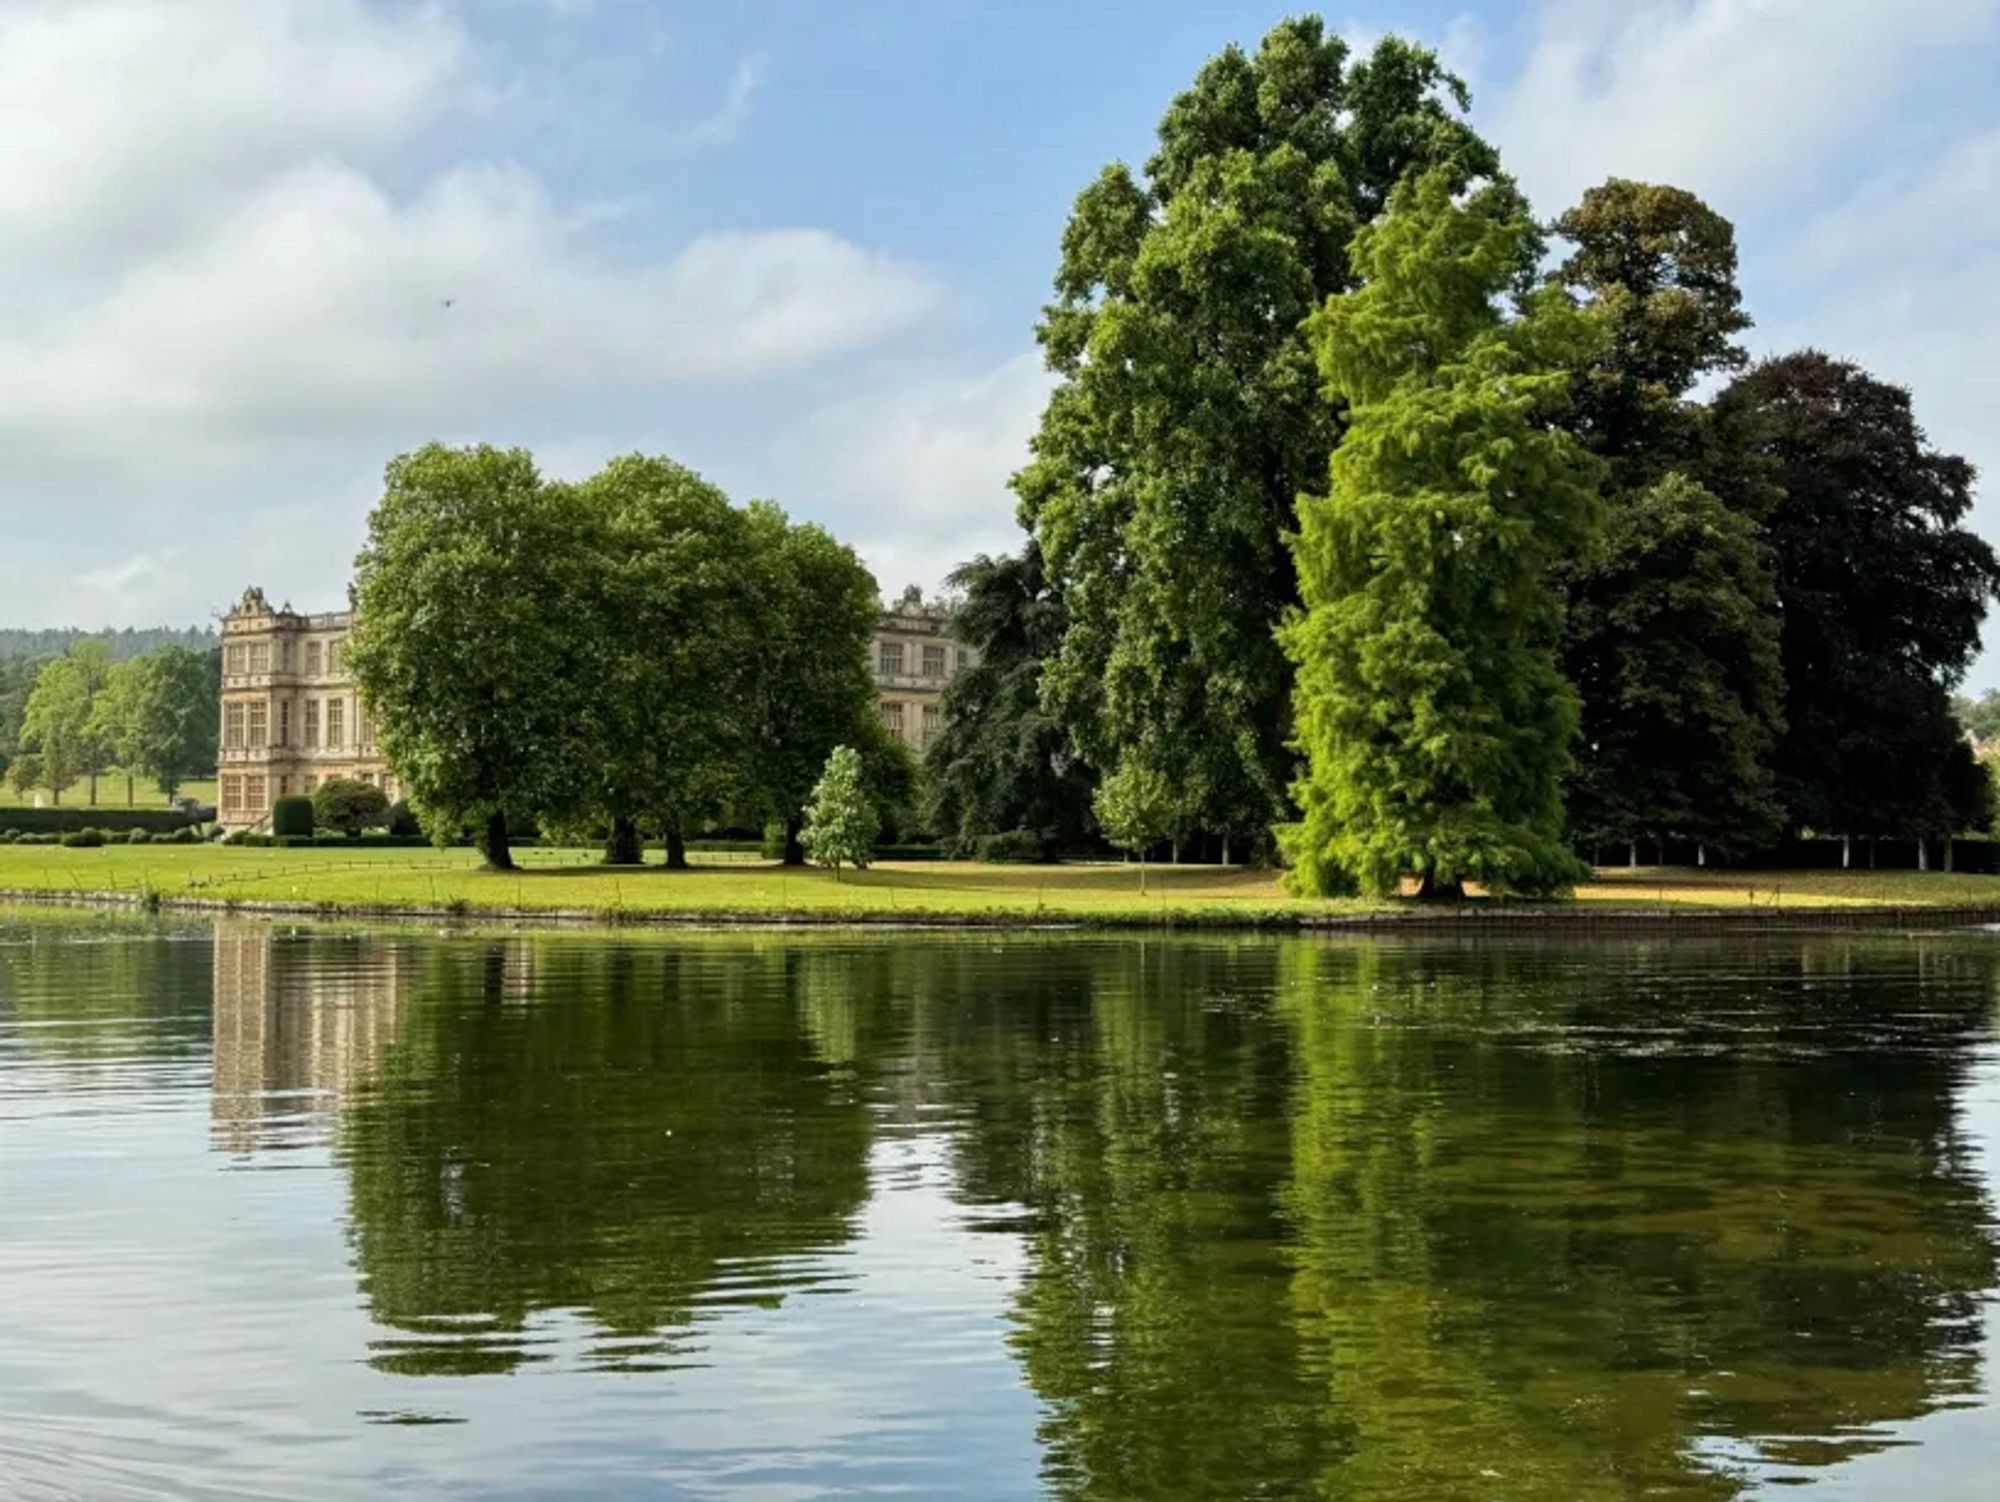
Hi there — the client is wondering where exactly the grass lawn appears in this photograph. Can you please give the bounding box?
[0,775,215,811]
[4,845,2000,925]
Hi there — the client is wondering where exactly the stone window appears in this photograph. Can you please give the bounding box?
[306,640,323,677]
[304,699,319,748]
[224,702,245,750]
[921,702,941,750]
[277,700,291,748]
[222,775,243,814]
[246,701,268,749]
[248,641,270,674]
[922,644,946,678]
[881,701,905,736]
[246,775,266,812]
[956,648,969,672]
[225,643,247,676]
[327,698,345,749]
[328,638,344,676]
[277,775,291,799]
[878,641,904,676]
[278,638,293,674]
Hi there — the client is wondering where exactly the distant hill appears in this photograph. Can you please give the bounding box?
[0,625,217,663]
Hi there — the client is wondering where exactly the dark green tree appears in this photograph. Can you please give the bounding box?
[1715,352,2000,846]
[740,504,881,865]
[572,455,760,867]
[1017,19,1498,842]
[1281,170,1603,899]
[925,547,1095,858]
[349,444,598,870]
[1550,180,1785,859]
[1563,475,1784,859]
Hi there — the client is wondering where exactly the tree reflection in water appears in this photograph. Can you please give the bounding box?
[276,928,2000,1495]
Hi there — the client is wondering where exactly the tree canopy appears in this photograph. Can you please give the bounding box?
[1716,352,2000,841]
[1017,18,1499,845]
[1281,170,1604,898]
[349,444,599,870]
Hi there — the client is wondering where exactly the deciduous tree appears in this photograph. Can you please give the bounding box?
[1018,19,1499,842]
[349,444,597,870]
[1550,180,1785,858]
[1715,352,2000,843]
[1281,170,1603,899]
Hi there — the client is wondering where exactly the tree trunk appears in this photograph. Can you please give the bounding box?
[1842,835,1852,869]
[126,772,135,805]
[604,814,643,866]
[1697,843,1707,868]
[782,815,806,867]
[1918,838,1930,872]
[1220,832,1232,866]
[1946,839,1956,873]
[89,771,98,806]
[1415,871,1465,902]
[481,810,515,872]
[1869,838,1878,871]
[1628,840,1639,869]
[664,825,689,870]
[1171,835,1181,865]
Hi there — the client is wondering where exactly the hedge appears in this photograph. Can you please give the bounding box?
[271,796,316,838]
[0,806,199,835]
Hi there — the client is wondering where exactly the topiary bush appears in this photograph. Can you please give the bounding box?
[61,829,108,848]
[312,778,390,837]
[386,799,422,837]
[271,795,316,838]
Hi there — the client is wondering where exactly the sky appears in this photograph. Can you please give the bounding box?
[2,0,1998,679]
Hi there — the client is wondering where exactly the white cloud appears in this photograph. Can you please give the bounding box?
[0,0,939,624]
[684,54,768,148]
[1492,0,2000,212]
[779,353,1054,596]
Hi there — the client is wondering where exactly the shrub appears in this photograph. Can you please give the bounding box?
[61,829,108,848]
[312,778,390,837]
[0,830,17,844]
[126,829,154,844]
[0,806,199,836]
[975,829,1048,864]
[386,799,422,837]
[170,827,201,845]
[271,795,316,838]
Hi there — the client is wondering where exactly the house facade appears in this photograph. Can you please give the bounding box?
[217,583,975,831]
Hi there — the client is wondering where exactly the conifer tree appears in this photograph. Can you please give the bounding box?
[1281,170,1603,898]
[801,745,877,876]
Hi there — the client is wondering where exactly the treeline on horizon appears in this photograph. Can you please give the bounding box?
[0,639,220,806]
[0,625,215,662]
[922,16,1999,897]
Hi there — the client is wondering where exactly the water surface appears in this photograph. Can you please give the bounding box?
[3,911,1999,1498]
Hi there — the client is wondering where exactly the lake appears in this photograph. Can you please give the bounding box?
[3,911,1999,1499]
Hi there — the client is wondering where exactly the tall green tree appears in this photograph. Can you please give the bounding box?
[572,455,760,867]
[740,504,881,865]
[925,547,1095,858]
[1281,170,1603,899]
[19,643,110,806]
[1715,352,2000,845]
[349,444,598,870]
[127,643,218,801]
[1017,19,1499,843]
[87,658,148,805]
[800,744,877,875]
[1550,180,1785,858]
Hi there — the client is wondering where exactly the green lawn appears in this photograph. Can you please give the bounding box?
[0,775,215,810]
[3,844,2000,925]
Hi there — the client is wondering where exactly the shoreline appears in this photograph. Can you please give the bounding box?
[6,884,2000,935]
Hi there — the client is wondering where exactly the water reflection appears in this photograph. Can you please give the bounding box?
[6,915,2000,1497]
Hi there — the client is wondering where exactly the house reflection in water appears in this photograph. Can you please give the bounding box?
[210,923,413,1157]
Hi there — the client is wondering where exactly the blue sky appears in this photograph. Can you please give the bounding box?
[2,0,1998,679]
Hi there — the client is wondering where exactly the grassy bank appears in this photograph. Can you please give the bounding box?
[4,843,2000,927]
